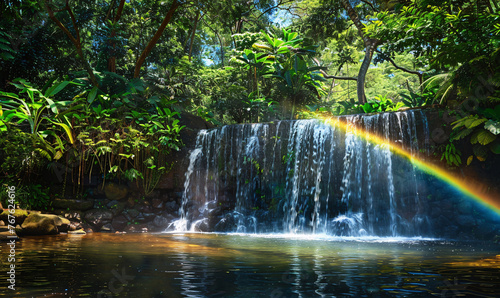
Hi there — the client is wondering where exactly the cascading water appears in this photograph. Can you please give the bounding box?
[172,110,433,237]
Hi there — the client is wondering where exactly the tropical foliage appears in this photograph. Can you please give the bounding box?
[1,0,500,207]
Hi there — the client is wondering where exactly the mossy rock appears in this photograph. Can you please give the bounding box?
[18,213,70,236]
[0,209,29,225]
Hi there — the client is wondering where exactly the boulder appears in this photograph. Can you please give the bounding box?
[0,209,29,225]
[69,221,82,231]
[101,223,114,233]
[165,201,178,213]
[151,198,164,210]
[126,197,136,208]
[84,209,113,228]
[123,209,140,221]
[135,202,153,213]
[111,215,129,231]
[104,182,129,201]
[191,219,209,232]
[107,200,125,216]
[153,215,170,229]
[52,199,94,211]
[137,213,156,222]
[68,229,86,235]
[19,213,70,236]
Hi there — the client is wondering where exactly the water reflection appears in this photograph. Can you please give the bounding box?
[0,233,499,297]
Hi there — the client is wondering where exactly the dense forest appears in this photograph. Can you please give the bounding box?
[1,0,499,209]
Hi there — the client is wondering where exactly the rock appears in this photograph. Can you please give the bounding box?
[457,215,475,227]
[151,198,164,210]
[0,209,29,225]
[214,214,236,232]
[141,213,156,222]
[51,199,94,211]
[123,209,140,221]
[84,209,113,228]
[165,201,178,213]
[69,222,82,231]
[153,215,170,228]
[126,197,136,208]
[62,211,82,221]
[68,229,86,235]
[135,204,153,214]
[104,182,129,201]
[19,213,70,236]
[101,223,114,232]
[111,215,129,231]
[107,200,125,216]
[191,219,209,232]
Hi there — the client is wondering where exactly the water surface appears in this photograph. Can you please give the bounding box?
[1,233,499,297]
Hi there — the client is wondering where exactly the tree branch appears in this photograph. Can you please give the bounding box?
[376,50,423,87]
[360,0,378,12]
[44,0,78,45]
[65,0,80,42]
[44,0,98,86]
[114,0,125,23]
[312,58,357,81]
[134,0,181,78]
[258,0,299,20]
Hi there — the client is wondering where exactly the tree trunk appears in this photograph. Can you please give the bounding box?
[134,0,180,78]
[188,11,200,61]
[357,39,379,104]
[107,0,126,72]
[341,0,380,104]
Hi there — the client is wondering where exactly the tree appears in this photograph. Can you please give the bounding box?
[294,0,420,104]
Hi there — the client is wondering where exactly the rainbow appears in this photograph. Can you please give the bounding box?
[318,115,500,216]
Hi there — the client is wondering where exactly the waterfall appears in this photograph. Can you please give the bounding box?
[173,110,432,237]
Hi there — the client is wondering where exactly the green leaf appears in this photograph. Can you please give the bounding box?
[0,43,13,52]
[45,81,71,97]
[464,117,486,129]
[490,140,500,154]
[451,128,473,140]
[477,130,496,145]
[45,97,58,114]
[0,52,15,60]
[87,86,98,104]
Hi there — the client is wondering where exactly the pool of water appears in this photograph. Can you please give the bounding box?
[1,233,500,297]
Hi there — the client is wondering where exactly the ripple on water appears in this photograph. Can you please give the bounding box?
[0,233,499,297]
